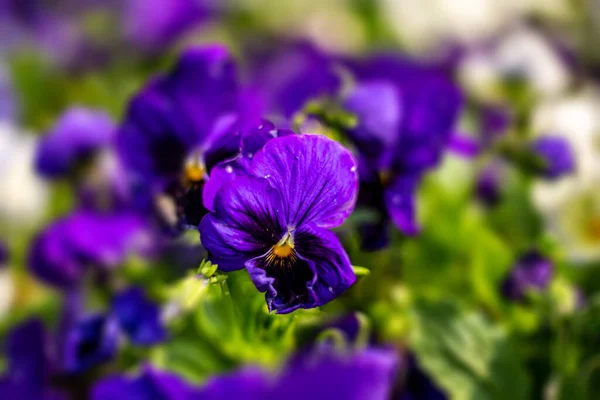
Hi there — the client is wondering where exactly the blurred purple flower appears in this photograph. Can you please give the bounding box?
[342,56,462,249]
[0,319,65,399]
[92,365,200,400]
[28,210,153,288]
[0,65,15,121]
[63,314,120,374]
[35,108,115,179]
[502,250,554,301]
[200,134,358,313]
[531,136,575,180]
[250,42,341,118]
[200,348,397,400]
[123,0,214,52]
[117,45,256,233]
[111,287,167,346]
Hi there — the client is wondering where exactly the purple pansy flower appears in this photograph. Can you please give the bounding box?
[530,136,575,180]
[35,107,115,179]
[63,314,120,374]
[111,287,167,346]
[28,210,153,288]
[117,45,254,233]
[502,250,554,301]
[200,134,358,313]
[341,57,462,249]
[92,365,200,400]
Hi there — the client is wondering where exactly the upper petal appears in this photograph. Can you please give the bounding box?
[251,134,358,229]
[199,176,286,271]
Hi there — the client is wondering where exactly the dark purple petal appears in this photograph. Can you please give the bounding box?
[531,136,575,180]
[92,365,199,400]
[270,348,398,400]
[384,175,421,236]
[251,134,358,229]
[246,224,355,314]
[4,319,48,389]
[63,314,120,374]
[35,107,114,179]
[199,176,286,271]
[343,81,401,162]
[502,250,554,301]
[111,287,167,346]
[203,158,248,212]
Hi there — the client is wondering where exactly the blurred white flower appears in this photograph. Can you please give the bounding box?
[531,88,600,262]
[458,25,571,103]
[0,122,49,226]
[380,0,572,55]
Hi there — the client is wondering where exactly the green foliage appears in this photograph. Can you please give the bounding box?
[410,300,531,400]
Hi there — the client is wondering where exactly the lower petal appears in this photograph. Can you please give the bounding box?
[384,175,421,236]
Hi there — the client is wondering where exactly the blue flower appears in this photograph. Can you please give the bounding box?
[111,287,167,346]
[35,107,115,179]
[342,55,463,250]
[200,134,358,313]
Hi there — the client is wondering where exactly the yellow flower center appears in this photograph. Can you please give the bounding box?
[184,164,204,184]
[267,233,296,268]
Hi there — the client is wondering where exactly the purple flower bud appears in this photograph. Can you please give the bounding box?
[531,136,575,180]
[502,250,554,301]
[475,163,504,207]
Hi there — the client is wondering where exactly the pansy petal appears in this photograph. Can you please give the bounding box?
[251,134,358,229]
[384,175,421,236]
[199,176,286,271]
[343,81,401,161]
[203,158,248,212]
[245,224,355,314]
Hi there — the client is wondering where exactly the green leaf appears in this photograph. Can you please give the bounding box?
[352,266,370,276]
[410,300,530,400]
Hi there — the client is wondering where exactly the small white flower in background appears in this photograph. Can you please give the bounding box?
[0,121,49,227]
[531,87,600,263]
[459,25,571,103]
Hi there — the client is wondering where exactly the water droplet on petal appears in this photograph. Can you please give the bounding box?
[225,165,233,173]
[351,166,357,172]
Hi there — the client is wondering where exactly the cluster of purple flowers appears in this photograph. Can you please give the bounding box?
[14,25,583,396]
